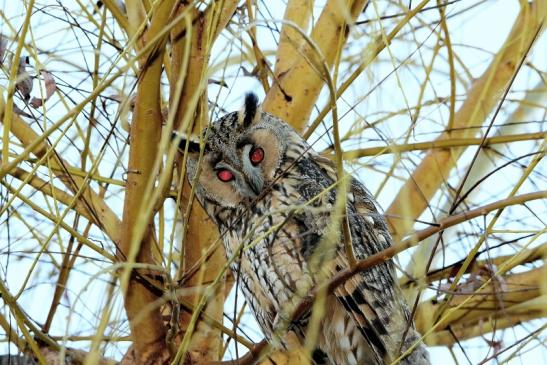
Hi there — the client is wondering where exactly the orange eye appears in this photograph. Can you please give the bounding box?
[217,169,234,182]
[249,147,264,165]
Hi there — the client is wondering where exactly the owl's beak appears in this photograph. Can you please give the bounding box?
[238,182,260,201]
[248,176,263,196]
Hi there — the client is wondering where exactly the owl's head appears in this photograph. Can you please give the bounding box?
[176,93,295,217]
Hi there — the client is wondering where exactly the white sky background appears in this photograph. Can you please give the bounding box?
[0,0,545,364]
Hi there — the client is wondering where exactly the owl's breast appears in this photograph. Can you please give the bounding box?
[219,185,318,338]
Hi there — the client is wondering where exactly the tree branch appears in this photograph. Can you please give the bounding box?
[118,1,177,363]
[210,191,546,364]
[262,0,367,132]
[385,0,545,236]
[337,132,545,158]
[168,1,239,362]
[0,99,122,246]
[417,267,544,345]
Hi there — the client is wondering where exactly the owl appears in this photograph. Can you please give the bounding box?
[177,93,430,365]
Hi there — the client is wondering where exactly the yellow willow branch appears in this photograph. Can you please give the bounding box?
[169,11,216,358]
[0,0,202,185]
[118,1,176,362]
[167,1,238,362]
[437,0,456,131]
[416,267,544,346]
[83,274,117,365]
[426,312,544,346]
[2,0,34,163]
[0,99,122,246]
[0,279,52,365]
[0,180,115,260]
[102,0,129,32]
[9,167,102,229]
[431,141,544,324]
[402,241,546,289]
[273,0,313,78]
[262,0,367,132]
[43,223,89,332]
[385,0,545,236]
[433,268,542,327]
[215,190,546,365]
[303,0,432,139]
[0,313,26,351]
[125,0,146,40]
[316,191,547,311]
[245,0,271,91]
[212,0,239,41]
[337,131,545,158]
[26,160,125,186]
[115,284,257,351]
[172,1,238,133]
[404,80,547,281]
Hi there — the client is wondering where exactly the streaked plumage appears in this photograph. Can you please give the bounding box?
[178,93,430,364]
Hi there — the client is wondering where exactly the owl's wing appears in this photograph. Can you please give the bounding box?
[307,154,414,363]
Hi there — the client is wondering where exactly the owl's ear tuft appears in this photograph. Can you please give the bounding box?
[172,131,201,153]
[241,92,261,128]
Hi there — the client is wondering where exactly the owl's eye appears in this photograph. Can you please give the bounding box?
[217,169,234,182]
[249,146,264,165]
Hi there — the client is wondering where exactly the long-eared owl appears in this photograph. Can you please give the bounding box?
[176,93,430,365]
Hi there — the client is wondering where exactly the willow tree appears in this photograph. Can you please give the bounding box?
[0,1,545,364]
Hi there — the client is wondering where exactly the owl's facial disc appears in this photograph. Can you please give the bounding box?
[179,93,292,215]
[214,158,262,199]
